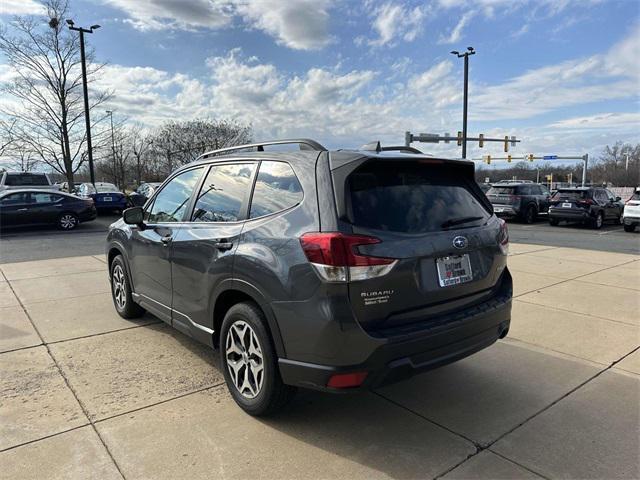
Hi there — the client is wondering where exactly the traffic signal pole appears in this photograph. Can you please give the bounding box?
[462,53,469,159]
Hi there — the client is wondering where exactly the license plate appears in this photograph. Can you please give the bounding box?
[436,254,473,287]
[102,196,113,202]
[562,203,571,208]
[494,207,504,212]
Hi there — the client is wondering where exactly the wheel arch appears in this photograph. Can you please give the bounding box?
[211,280,286,358]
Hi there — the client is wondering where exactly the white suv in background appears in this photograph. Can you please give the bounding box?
[622,188,640,232]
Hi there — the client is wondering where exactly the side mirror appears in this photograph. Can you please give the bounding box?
[615,196,621,202]
[123,206,144,226]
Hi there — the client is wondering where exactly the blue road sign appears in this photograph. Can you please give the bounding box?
[543,155,558,160]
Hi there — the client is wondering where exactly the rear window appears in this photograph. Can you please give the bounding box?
[5,173,49,186]
[630,192,640,201]
[552,190,589,200]
[95,184,118,193]
[347,162,490,234]
[486,186,516,195]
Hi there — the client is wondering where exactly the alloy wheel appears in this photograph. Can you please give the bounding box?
[60,214,77,229]
[596,213,603,228]
[225,320,264,399]
[112,265,127,310]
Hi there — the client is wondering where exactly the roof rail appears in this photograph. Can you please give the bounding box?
[200,138,327,159]
[360,141,425,155]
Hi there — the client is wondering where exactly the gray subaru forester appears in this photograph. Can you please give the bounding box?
[106,139,512,415]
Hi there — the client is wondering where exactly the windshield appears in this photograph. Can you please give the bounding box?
[348,161,490,234]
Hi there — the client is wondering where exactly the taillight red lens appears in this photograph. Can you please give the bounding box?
[300,233,394,266]
[498,218,509,254]
[327,372,368,389]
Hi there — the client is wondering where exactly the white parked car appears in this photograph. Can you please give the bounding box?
[622,188,640,232]
[0,171,59,192]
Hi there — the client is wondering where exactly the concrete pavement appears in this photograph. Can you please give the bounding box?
[0,246,638,479]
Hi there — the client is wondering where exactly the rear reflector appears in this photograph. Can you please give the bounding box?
[327,372,368,389]
[300,232,397,283]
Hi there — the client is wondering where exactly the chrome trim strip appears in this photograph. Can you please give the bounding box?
[136,293,214,335]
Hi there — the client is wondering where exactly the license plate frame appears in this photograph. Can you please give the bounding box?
[436,254,473,287]
[562,202,572,208]
[102,196,113,202]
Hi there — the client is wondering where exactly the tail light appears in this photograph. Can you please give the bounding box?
[300,232,397,283]
[577,199,594,207]
[498,218,509,255]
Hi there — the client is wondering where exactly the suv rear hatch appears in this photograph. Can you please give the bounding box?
[486,185,520,206]
[328,157,507,333]
[551,189,593,212]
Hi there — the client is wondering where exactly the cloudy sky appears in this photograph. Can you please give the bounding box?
[1,0,639,164]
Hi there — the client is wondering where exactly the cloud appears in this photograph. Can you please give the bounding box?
[104,0,233,31]
[234,0,332,50]
[103,0,333,50]
[438,11,474,44]
[368,2,427,46]
[549,113,640,130]
[0,0,45,15]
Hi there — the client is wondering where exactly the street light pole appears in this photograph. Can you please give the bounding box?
[451,47,476,159]
[67,20,100,186]
[106,110,117,187]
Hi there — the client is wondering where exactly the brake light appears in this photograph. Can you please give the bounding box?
[300,232,397,282]
[327,372,368,389]
[498,218,509,255]
[577,199,594,206]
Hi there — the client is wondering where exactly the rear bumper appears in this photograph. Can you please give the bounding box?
[278,281,512,392]
[623,215,640,226]
[492,205,518,217]
[548,208,590,221]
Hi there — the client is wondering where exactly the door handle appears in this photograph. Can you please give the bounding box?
[214,240,233,251]
[160,235,172,245]
[17,208,28,212]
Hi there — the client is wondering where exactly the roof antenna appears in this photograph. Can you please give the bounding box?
[360,141,381,153]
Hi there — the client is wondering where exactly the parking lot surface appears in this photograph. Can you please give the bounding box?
[1,244,638,479]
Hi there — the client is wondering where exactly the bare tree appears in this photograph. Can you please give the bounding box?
[0,0,110,189]
[129,124,152,186]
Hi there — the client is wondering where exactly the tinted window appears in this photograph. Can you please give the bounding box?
[1,192,30,204]
[32,192,63,204]
[486,186,516,195]
[147,168,203,223]
[552,190,589,200]
[191,164,255,222]
[517,185,532,195]
[250,161,303,218]
[348,162,490,234]
[5,174,49,186]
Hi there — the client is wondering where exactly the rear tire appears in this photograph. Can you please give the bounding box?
[523,205,537,224]
[549,218,559,226]
[624,223,636,232]
[110,255,145,319]
[592,211,604,229]
[58,212,79,230]
[220,301,296,416]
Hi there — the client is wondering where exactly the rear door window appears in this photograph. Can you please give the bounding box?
[1,192,30,205]
[553,190,588,201]
[348,162,490,234]
[191,163,256,222]
[249,161,303,218]
[486,186,516,195]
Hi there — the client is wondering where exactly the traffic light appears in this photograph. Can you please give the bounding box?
[528,154,534,162]
[507,154,512,163]
[504,136,509,153]
[484,155,491,164]
[457,131,463,146]
[478,134,484,148]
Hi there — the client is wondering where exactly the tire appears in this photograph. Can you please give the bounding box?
[58,212,79,230]
[523,205,537,224]
[110,255,145,319]
[220,301,296,416]
[549,218,559,226]
[624,223,636,232]
[592,211,604,229]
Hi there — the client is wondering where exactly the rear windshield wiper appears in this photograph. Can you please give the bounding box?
[441,216,484,229]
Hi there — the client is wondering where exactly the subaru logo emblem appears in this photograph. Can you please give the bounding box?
[453,236,468,249]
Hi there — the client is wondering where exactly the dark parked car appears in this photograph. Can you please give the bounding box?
[548,187,623,229]
[486,181,551,223]
[128,182,162,207]
[77,182,127,212]
[106,139,512,415]
[0,189,96,230]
